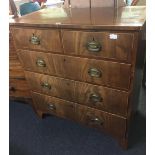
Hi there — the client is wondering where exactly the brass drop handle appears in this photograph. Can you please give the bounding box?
[87,40,101,52]
[48,103,56,110]
[30,33,40,45]
[90,117,103,125]
[36,59,46,67]
[89,93,103,103]
[88,68,102,78]
[41,82,51,90]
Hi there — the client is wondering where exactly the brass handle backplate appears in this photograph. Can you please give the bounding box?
[41,82,51,90]
[90,117,103,125]
[87,40,101,52]
[48,103,56,110]
[36,59,46,67]
[89,93,102,103]
[88,68,102,78]
[30,33,40,45]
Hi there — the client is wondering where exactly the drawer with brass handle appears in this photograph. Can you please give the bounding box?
[31,92,76,120]
[19,51,131,90]
[62,30,134,63]
[31,92,127,140]
[11,28,62,53]
[76,104,127,138]
[25,71,129,116]
[17,51,52,73]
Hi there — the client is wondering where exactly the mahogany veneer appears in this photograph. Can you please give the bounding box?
[10,6,146,149]
[25,71,129,116]
[18,50,131,90]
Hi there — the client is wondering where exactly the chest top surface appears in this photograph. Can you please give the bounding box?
[9,6,146,30]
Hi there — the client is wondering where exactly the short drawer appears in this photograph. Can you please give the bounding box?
[11,28,62,53]
[25,71,129,116]
[31,92,76,120]
[9,78,30,98]
[62,30,134,63]
[76,104,127,138]
[18,50,131,90]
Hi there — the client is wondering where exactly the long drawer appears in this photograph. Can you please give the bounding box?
[18,50,131,90]
[76,104,127,138]
[62,30,134,63]
[25,71,128,116]
[11,28,62,53]
[31,92,127,138]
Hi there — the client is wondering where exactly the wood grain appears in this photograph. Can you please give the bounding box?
[9,5,146,149]
[9,78,30,98]
[18,50,131,90]
[9,30,26,79]
[62,30,134,63]
[9,7,146,31]
[31,92,127,139]
[11,28,62,53]
[25,71,129,116]
[9,31,18,60]
[31,92,76,120]
[9,58,26,78]
[76,103,127,138]
[9,30,31,100]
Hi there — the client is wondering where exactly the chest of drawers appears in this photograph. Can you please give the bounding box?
[10,6,146,149]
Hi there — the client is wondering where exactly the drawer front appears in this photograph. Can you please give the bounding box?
[31,92,76,120]
[11,28,62,53]
[9,79,30,98]
[31,92,126,138]
[18,50,131,90]
[25,71,129,116]
[62,30,134,62]
[76,104,127,138]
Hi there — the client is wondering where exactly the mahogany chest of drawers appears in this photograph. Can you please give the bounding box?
[10,6,146,149]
